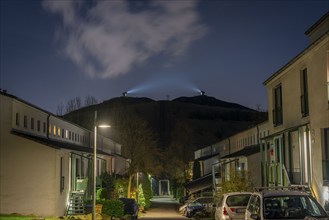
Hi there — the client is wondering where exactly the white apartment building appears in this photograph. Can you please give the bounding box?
[0,91,127,217]
[262,11,329,209]
[190,12,329,210]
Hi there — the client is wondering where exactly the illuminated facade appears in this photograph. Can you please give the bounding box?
[262,12,329,209]
[191,12,329,210]
[0,91,127,216]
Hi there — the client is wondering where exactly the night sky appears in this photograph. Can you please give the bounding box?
[1,0,328,114]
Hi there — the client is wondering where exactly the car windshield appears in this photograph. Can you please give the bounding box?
[263,195,328,219]
[188,202,203,207]
[226,194,251,207]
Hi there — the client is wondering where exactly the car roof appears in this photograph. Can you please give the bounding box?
[223,192,252,196]
[254,190,310,198]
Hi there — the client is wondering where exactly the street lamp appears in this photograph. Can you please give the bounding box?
[93,111,110,220]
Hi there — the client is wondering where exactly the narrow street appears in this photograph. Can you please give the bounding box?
[139,196,189,220]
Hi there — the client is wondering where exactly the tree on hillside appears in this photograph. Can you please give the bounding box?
[57,95,98,116]
[85,95,98,106]
[114,112,162,198]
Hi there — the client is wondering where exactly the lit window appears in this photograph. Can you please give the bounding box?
[66,130,69,139]
[53,125,56,136]
[49,124,52,135]
[58,127,61,137]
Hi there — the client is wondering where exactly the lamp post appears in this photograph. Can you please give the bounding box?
[93,111,110,220]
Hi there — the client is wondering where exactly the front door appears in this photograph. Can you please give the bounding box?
[288,130,302,184]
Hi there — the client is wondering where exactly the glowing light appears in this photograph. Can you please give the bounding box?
[324,187,329,201]
[98,125,111,128]
[126,73,202,97]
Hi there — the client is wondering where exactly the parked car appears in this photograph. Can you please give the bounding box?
[215,192,252,220]
[119,198,138,219]
[179,196,214,216]
[245,186,329,220]
[186,202,206,218]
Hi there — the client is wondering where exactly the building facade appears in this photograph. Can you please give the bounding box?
[189,12,329,210]
[262,12,329,209]
[0,91,127,217]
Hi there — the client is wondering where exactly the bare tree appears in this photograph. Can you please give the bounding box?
[64,96,83,114]
[75,96,81,109]
[84,95,98,106]
[65,99,76,114]
[56,102,64,116]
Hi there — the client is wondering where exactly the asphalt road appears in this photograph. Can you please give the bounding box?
[139,196,189,220]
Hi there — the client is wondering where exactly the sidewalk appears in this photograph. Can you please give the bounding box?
[139,196,214,220]
[140,196,186,219]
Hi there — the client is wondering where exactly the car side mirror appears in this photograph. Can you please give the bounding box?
[250,213,259,220]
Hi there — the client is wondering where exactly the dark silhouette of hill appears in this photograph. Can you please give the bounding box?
[63,95,267,151]
[173,95,251,110]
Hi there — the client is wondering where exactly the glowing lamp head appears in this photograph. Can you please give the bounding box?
[98,125,111,128]
[200,90,205,96]
[122,91,128,97]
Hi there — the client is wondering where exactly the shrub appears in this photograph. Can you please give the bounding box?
[101,199,124,218]
[97,188,109,200]
[221,170,253,193]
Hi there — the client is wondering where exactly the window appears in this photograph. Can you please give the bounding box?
[15,113,20,126]
[273,84,283,126]
[53,125,57,136]
[24,115,27,128]
[31,118,34,130]
[62,129,64,138]
[58,127,61,137]
[37,120,40,132]
[300,68,309,117]
[247,195,260,214]
[43,122,46,133]
[323,128,329,185]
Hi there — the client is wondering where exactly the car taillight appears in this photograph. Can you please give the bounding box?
[223,207,228,215]
[230,207,235,212]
